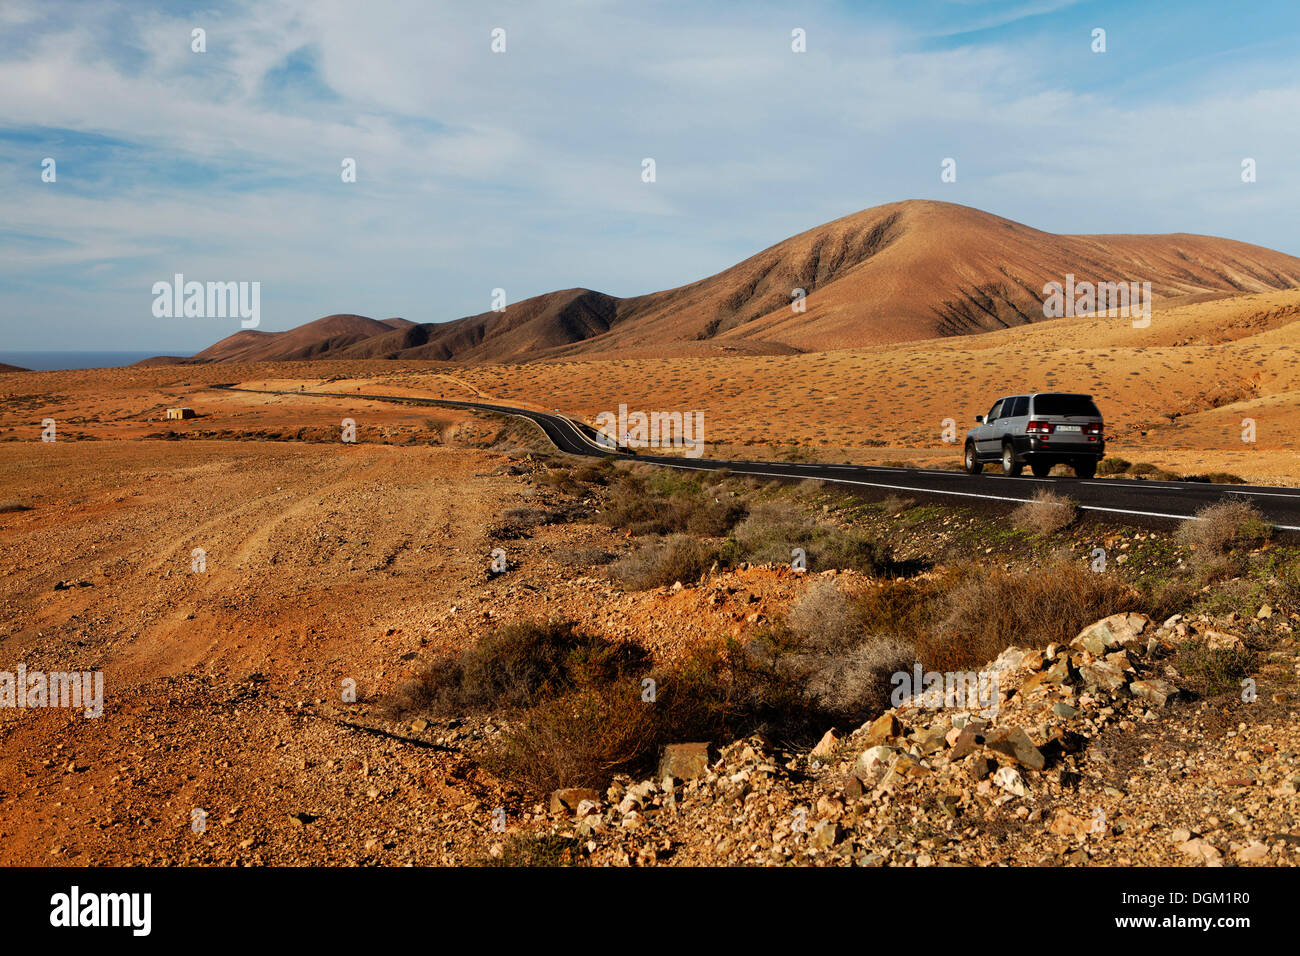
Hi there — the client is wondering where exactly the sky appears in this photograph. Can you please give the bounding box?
[3,0,1300,352]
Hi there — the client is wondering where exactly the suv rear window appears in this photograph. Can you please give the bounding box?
[1033,394,1101,417]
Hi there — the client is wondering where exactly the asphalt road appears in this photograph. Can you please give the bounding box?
[214,385,1300,532]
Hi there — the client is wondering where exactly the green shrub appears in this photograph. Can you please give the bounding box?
[609,534,718,590]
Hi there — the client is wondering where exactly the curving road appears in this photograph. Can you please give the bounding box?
[212,385,1300,533]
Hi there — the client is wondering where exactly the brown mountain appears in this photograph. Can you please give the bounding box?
[175,200,1300,364]
[186,314,413,364]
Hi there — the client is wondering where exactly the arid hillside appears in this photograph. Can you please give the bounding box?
[166,201,1300,365]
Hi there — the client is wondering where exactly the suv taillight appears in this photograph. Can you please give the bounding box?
[1084,423,1103,436]
[1026,421,1054,434]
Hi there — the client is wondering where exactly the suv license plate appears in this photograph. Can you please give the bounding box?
[1057,425,1082,432]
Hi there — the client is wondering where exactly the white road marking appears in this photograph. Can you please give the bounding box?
[231,390,1300,532]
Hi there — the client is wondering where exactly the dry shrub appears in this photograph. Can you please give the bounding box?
[798,635,917,718]
[788,579,857,647]
[853,577,939,639]
[1276,557,1300,612]
[487,633,826,793]
[609,534,717,590]
[572,458,616,485]
[1172,639,1255,696]
[1011,488,1078,535]
[731,502,894,574]
[601,474,745,536]
[484,682,657,790]
[1177,499,1271,563]
[551,545,616,567]
[480,832,580,867]
[877,494,915,515]
[384,620,648,718]
[916,557,1139,672]
[0,501,30,513]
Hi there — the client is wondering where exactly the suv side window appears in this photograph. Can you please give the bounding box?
[986,400,1005,421]
[1009,396,1028,417]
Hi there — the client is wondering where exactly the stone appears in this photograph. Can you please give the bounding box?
[1129,679,1178,708]
[1048,808,1093,839]
[970,755,995,780]
[863,713,901,747]
[993,766,1027,797]
[658,742,711,781]
[811,729,839,760]
[1257,605,1274,620]
[550,787,601,814]
[1073,613,1150,655]
[811,820,841,849]
[854,745,897,780]
[1051,702,1078,718]
[1236,841,1269,863]
[984,727,1046,771]
[880,754,929,789]
[1079,661,1128,695]
[843,775,864,800]
[1204,631,1245,652]
[410,718,428,732]
[1178,838,1222,863]
[1041,658,1073,685]
[949,725,983,761]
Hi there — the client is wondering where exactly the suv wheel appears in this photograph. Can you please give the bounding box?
[1001,443,1023,477]
[1031,461,1052,478]
[1074,458,1097,479]
[964,442,983,474]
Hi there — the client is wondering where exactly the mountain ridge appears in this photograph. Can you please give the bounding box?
[155,200,1300,365]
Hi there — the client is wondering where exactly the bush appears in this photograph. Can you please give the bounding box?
[485,682,657,790]
[481,833,580,867]
[1011,488,1077,535]
[1137,576,1200,623]
[601,473,746,536]
[731,502,894,574]
[500,507,560,531]
[1172,639,1254,696]
[1097,457,1131,476]
[573,458,616,485]
[853,578,939,640]
[1177,499,1271,563]
[485,632,834,793]
[384,620,648,718]
[1276,556,1300,612]
[551,545,617,567]
[609,534,717,590]
[877,494,915,514]
[797,635,917,718]
[916,557,1139,672]
[787,579,860,648]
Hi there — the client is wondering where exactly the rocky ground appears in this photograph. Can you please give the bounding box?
[539,613,1300,867]
[2,372,1299,866]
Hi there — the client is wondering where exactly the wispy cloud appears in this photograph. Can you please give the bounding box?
[2,0,1298,349]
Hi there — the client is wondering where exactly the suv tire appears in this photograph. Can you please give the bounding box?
[1031,461,1052,478]
[964,442,983,474]
[1002,442,1023,477]
[1074,458,1097,479]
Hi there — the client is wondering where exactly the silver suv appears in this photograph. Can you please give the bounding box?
[964,392,1105,478]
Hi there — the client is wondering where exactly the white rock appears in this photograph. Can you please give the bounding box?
[993,766,1027,797]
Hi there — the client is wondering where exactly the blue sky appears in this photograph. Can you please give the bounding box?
[3,0,1299,351]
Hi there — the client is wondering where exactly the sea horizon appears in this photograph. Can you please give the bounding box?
[0,350,187,371]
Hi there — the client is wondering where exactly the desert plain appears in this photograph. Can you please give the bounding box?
[2,278,1300,867]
